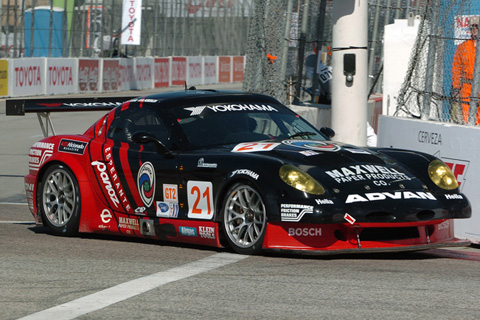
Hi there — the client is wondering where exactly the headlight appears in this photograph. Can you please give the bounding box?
[428,159,458,190]
[279,164,325,195]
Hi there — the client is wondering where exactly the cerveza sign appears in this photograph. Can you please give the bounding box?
[418,130,442,145]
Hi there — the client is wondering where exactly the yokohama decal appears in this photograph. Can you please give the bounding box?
[137,162,155,207]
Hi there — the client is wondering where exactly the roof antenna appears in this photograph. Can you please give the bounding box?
[184,81,188,91]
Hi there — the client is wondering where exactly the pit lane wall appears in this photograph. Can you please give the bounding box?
[0,56,244,97]
[378,115,480,244]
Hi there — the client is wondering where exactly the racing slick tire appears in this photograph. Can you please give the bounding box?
[38,164,81,236]
[221,182,267,255]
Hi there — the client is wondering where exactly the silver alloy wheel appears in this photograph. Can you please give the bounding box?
[224,184,266,249]
[42,168,77,227]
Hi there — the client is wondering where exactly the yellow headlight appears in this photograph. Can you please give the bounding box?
[428,160,458,190]
[279,164,325,195]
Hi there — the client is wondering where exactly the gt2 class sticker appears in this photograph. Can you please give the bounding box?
[58,139,88,155]
[282,140,341,152]
[163,184,178,203]
[137,162,155,207]
[187,181,214,220]
[345,191,436,204]
[232,142,279,153]
[280,204,314,222]
[184,104,278,116]
[325,164,410,184]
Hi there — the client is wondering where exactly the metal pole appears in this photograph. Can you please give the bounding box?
[292,0,310,105]
[48,0,53,57]
[30,0,37,57]
[5,0,11,57]
[280,0,293,82]
[331,0,368,145]
[312,0,327,102]
[421,0,440,120]
[367,0,380,89]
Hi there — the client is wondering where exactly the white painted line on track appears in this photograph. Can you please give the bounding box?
[0,202,28,206]
[18,252,248,320]
[0,221,35,224]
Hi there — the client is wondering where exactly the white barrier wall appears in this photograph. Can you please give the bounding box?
[1,55,243,97]
[203,56,217,85]
[378,115,480,243]
[134,57,154,90]
[187,56,203,86]
[9,58,46,96]
[46,58,77,95]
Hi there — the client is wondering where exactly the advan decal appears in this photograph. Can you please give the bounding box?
[137,162,155,207]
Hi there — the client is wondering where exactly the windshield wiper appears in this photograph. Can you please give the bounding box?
[288,131,317,139]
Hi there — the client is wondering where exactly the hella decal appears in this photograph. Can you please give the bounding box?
[346,191,436,204]
[138,162,155,207]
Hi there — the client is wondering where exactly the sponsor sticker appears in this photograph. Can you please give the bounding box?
[345,191,436,204]
[179,226,198,237]
[288,227,322,237]
[325,164,411,184]
[197,158,217,168]
[344,213,356,224]
[199,226,216,239]
[282,140,341,152]
[58,139,87,155]
[280,204,314,222]
[138,162,156,207]
[230,169,259,180]
[184,103,278,116]
[156,201,179,218]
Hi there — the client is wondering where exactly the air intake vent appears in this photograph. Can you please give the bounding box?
[361,227,420,241]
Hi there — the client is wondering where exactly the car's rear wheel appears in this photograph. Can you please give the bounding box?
[221,183,267,255]
[39,164,81,236]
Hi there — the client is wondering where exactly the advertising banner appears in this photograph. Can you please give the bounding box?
[232,56,244,82]
[46,58,77,95]
[0,60,8,96]
[154,57,170,88]
[9,58,46,96]
[203,56,217,85]
[171,57,187,86]
[78,59,100,92]
[134,57,154,90]
[378,115,480,243]
[187,56,203,86]
[121,0,142,45]
[218,56,231,83]
[119,58,135,91]
[102,59,120,91]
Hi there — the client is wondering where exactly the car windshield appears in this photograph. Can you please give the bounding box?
[172,102,326,148]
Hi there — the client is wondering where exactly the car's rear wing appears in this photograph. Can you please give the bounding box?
[6,96,137,137]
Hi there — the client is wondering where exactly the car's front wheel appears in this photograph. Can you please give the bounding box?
[221,183,267,255]
[38,164,81,236]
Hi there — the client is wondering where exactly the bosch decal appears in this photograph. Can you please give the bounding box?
[288,227,322,237]
[346,191,436,204]
[137,162,156,207]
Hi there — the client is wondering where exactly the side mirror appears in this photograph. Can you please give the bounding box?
[131,131,171,155]
[320,127,335,139]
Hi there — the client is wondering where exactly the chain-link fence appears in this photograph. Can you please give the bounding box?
[396,0,480,126]
[243,0,426,105]
[0,0,252,58]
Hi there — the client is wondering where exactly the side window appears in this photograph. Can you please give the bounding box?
[107,106,171,148]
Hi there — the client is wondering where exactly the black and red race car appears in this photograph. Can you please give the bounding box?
[8,90,471,254]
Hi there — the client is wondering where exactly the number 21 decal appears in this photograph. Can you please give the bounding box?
[187,181,214,220]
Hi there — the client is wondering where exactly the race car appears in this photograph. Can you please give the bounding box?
[9,89,471,255]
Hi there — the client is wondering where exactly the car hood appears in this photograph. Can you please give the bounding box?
[227,139,425,192]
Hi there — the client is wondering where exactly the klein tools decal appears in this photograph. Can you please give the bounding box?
[137,162,156,207]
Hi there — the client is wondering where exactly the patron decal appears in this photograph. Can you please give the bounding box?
[138,162,155,207]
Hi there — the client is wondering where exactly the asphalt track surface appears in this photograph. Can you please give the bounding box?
[1,84,480,319]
